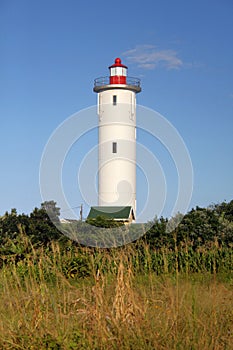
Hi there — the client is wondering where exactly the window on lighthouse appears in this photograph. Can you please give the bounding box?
[113,95,117,106]
[112,142,117,153]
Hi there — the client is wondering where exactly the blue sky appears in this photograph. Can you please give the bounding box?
[1,0,233,220]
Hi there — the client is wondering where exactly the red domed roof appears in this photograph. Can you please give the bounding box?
[109,57,128,69]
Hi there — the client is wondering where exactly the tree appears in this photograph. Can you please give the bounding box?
[41,200,60,224]
[28,201,62,244]
[177,206,222,248]
[214,200,233,222]
[143,216,170,248]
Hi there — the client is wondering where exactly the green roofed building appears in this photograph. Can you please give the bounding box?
[87,206,135,224]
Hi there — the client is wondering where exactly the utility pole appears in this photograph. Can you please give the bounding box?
[79,204,83,221]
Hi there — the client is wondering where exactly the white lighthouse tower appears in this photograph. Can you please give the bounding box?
[88,58,141,223]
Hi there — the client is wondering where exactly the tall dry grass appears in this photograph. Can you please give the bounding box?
[0,241,232,349]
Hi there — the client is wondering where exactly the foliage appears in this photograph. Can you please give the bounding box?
[29,205,62,244]
[86,215,124,228]
[0,199,232,252]
[41,200,60,223]
[214,199,233,221]
[0,242,232,349]
[0,201,62,247]
[143,202,233,249]
[0,200,232,348]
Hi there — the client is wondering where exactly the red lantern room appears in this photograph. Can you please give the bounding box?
[93,58,141,93]
[109,58,128,85]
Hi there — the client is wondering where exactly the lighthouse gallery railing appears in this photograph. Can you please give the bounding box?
[94,76,141,88]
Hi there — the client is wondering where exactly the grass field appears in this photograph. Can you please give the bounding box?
[0,239,232,349]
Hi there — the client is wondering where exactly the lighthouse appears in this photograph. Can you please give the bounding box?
[88,58,141,223]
